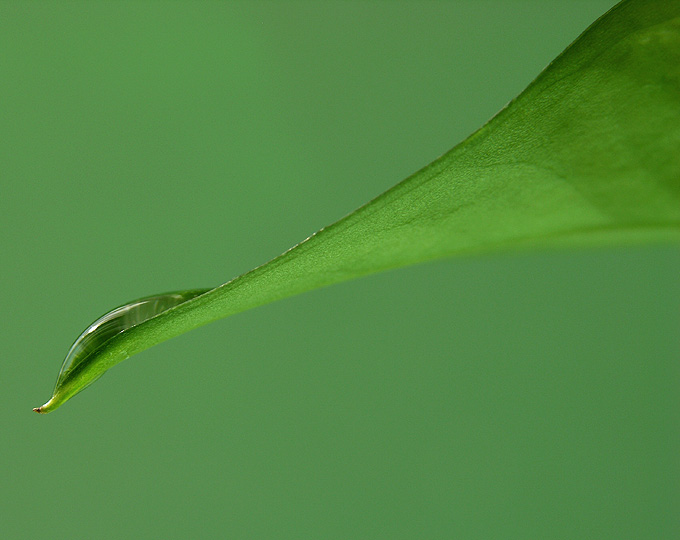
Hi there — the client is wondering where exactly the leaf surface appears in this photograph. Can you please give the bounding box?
[35,0,680,413]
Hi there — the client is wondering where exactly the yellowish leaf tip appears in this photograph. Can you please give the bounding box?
[33,396,57,414]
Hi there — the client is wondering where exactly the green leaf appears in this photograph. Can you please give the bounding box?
[35,0,680,414]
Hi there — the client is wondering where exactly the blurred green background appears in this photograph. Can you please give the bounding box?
[1,1,678,538]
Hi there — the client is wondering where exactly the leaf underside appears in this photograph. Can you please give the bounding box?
[36,0,680,413]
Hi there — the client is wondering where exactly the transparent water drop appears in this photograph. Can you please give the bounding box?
[56,290,210,384]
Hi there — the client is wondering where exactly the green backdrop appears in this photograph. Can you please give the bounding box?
[2,1,678,538]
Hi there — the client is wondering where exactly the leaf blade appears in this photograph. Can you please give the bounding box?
[36,0,680,413]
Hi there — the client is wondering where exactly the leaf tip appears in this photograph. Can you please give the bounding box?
[33,396,57,414]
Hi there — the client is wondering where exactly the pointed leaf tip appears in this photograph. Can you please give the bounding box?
[33,396,58,414]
